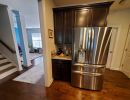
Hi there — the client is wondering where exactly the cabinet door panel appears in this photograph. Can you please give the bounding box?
[54,11,64,45]
[92,7,108,26]
[74,9,92,27]
[52,60,61,80]
[63,60,71,82]
[52,59,71,82]
[63,10,73,44]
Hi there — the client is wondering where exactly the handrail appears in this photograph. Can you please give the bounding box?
[0,40,16,54]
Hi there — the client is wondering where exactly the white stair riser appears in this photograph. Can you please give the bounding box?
[0,68,17,79]
[0,59,8,64]
[0,55,3,58]
[0,64,13,71]
[0,54,17,80]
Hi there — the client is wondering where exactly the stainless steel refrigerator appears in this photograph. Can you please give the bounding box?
[71,27,112,90]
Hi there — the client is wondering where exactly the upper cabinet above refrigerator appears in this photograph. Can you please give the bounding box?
[91,7,109,27]
[74,7,109,27]
[53,9,74,45]
[53,10,64,45]
[53,1,113,45]
[74,8,92,27]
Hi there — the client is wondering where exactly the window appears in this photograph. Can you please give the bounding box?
[32,33,42,48]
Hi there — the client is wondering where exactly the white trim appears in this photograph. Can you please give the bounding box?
[122,70,130,78]
[120,25,130,76]
[110,67,120,71]
[19,13,32,67]
[118,25,130,71]
[106,25,121,71]
[45,78,53,87]
[26,27,40,29]
[8,8,23,71]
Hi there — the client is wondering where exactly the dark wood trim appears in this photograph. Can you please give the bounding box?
[53,1,114,11]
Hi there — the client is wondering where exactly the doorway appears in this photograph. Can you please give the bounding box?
[121,25,130,77]
[26,28,43,61]
[106,27,118,69]
[12,2,44,84]
[12,10,28,66]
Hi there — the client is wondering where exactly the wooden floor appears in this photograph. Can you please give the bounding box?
[0,68,130,100]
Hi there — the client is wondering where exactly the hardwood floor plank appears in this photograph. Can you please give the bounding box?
[0,61,130,100]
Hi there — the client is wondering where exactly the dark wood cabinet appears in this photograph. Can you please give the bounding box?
[74,8,92,27]
[53,2,113,45]
[52,59,71,82]
[54,10,74,45]
[54,11,64,45]
[63,10,74,44]
[74,7,109,27]
[91,7,109,26]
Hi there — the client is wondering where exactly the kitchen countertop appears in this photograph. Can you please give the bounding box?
[52,55,72,60]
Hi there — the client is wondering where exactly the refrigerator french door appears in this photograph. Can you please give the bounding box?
[71,27,112,90]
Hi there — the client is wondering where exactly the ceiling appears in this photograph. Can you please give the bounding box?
[53,0,130,10]
[0,0,40,28]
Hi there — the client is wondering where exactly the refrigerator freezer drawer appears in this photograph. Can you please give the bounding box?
[71,71,103,90]
[72,64,105,74]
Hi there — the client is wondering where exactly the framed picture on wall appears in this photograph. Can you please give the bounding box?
[48,29,53,38]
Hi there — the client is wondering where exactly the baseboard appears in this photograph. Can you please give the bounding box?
[121,70,130,78]
[45,78,53,87]
[110,67,120,71]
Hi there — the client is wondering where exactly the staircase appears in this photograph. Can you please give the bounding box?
[0,53,17,79]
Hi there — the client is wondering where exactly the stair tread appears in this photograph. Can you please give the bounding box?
[0,66,16,74]
[0,59,8,62]
[0,62,11,67]
[0,58,6,60]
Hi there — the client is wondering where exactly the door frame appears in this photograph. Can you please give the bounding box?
[120,24,130,73]
[106,25,120,70]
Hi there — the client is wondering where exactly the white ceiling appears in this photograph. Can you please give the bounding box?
[0,0,40,28]
[0,0,129,28]
[53,0,130,10]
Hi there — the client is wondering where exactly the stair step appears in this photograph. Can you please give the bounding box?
[0,66,15,74]
[0,58,6,60]
[0,59,8,64]
[0,66,17,79]
[0,62,11,67]
[0,55,3,58]
[0,63,13,71]
[0,53,17,79]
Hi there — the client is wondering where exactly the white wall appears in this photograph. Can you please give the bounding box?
[38,0,56,87]
[107,8,130,70]
[0,0,40,28]
[0,5,22,70]
[0,6,16,50]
